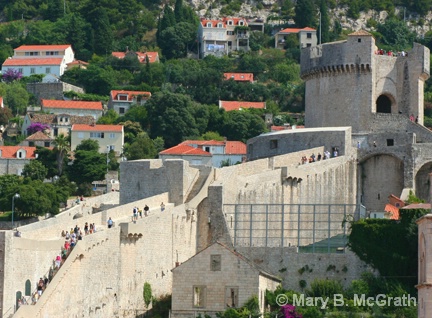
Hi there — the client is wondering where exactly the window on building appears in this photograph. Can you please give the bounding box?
[239,20,244,26]
[210,255,221,271]
[228,41,232,46]
[118,94,128,101]
[387,139,394,146]
[227,31,234,35]
[109,145,115,151]
[18,68,23,74]
[307,33,312,39]
[207,23,212,27]
[119,107,125,114]
[30,68,35,74]
[306,43,312,47]
[205,146,210,153]
[358,38,362,43]
[270,139,278,149]
[28,141,34,147]
[25,52,39,56]
[225,287,239,308]
[228,20,233,25]
[218,23,223,28]
[44,142,50,147]
[78,132,84,139]
[54,128,58,137]
[17,151,23,159]
[193,286,206,308]
[45,67,51,74]
[109,133,116,139]
[90,132,104,138]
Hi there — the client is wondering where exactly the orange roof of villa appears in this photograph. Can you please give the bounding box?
[181,140,225,146]
[223,73,254,82]
[219,101,266,111]
[3,58,63,66]
[0,146,36,159]
[384,204,400,220]
[41,99,103,110]
[14,44,71,51]
[111,51,159,63]
[278,27,316,34]
[71,124,123,132]
[224,141,246,154]
[160,144,212,156]
[201,17,248,27]
[110,90,151,101]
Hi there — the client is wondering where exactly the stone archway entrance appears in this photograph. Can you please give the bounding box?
[415,162,432,202]
[376,95,392,113]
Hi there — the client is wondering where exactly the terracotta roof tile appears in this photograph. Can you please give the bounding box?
[181,140,225,146]
[72,124,123,132]
[384,204,400,220]
[29,113,56,124]
[401,203,431,210]
[160,144,212,156]
[111,51,159,63]
[110,90,151,101]
[3,58,63,66]
[201,17,248,27]
[41,99,103,110]
[349,30,372,36]
[223,73,254,82]
[29,113,95,125]
[224,141,246,154]
[25,131,52,141]
[219,100,266,111]
[14,45,71,51]
[67,60,89,66]
[279,27,316,34]
[0,146,36,159]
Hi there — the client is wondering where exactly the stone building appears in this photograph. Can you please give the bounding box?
[171,242,280,318]
[417,213,432,318]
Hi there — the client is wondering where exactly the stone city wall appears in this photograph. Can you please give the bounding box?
[12,200,196,318]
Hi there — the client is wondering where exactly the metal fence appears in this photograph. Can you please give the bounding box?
[223,203,365,253]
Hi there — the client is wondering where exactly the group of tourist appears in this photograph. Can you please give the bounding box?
[300,150,334,164]
[375,49,407,57]
[409,114,419,123]
[132,205,150,221]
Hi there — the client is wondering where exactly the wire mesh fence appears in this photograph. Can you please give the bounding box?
[223,203,366,253]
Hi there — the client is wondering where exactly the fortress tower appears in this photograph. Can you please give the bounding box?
[417,213,432,318]
[301,30,429,132]
[300,31,432,211]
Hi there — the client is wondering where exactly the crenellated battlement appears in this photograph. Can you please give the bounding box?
[301,62,372,80]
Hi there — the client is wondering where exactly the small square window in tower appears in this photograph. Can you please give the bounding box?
[210,254,221,271]
[387,139,394,146]
[358,38,361,43]
[270,139,278,149]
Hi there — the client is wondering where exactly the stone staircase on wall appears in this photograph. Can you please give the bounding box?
[185,166,213,203]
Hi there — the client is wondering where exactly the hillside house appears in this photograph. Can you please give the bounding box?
[0,146,37,175]
[71,124,124,155]
[159,140,246,167]
[111,51,159,63]
[41,99,103,120]
[223,73,254,83]
[171,242,280,318]
[108,90,151,115]
[199,18,251,57]
[2,45,75,77]
[20,131,53,148]
[274,27,317,49]
[21,113,95,137]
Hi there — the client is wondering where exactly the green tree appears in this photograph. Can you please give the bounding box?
[124,133,157,160]
[319,0,330,44]
[143,282,152,308]
[22,160,48,181]
[68,149,106,185]
[5,82,29,115]
[376,18,416,51]
[294,0,316,28]
[201,131,224,141]
[76,139,99,152]
[221,111,267,142]
[159,22,197,59]
[0,107,13,125]
[157,5,176,42]
[97,109,119,124]
[90,8,113,55]
[53,134,70,176]
[35,147,58,178]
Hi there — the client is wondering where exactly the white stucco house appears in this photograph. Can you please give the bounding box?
[71,124,124,155]
[107,90,151,115]
[274,27,317,49]
[2,44,74,77]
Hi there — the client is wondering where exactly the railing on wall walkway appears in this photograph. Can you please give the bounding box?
[224,203,366,253]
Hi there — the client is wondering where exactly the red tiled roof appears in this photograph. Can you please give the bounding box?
[223,73,254,82]
[278,27,316,34]
[67,60,89,66]
[349,30,372,36]
[402,203,431,210]
[225,141,246,154]
[112,51,159,63]
[384,204,400,220]
[271,126,286,131]
[201,17,247,27]
[181,140,225,146]
[0,97,3,107]
[110,90,151,101]
[41,99,103,110]
[160,144,212,156]
[0,146,36,159]
[25,131,52,141]
[219,101,266,111]
[71,124,123,132]
[14,45,71,51]
[3,58,63,66]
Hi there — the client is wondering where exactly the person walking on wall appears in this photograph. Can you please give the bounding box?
[160,202,165,212]
[144,205,149,216]
[107,217,113,228]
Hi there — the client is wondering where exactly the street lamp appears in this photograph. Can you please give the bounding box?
[11,193,20,229]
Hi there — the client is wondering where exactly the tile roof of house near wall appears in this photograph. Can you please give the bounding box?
[223,73,254,82]
[225,141,246,154]
[201,17,247,27]
[111,52,159,63]
[219,101,266,111]
[29,113,95,125]
[29,113,56,124]
[14,45,71,51]
[41,99,103,110]
[25,131,52,141]
[71,124,123,132]
[110,90,151,101]
[0,146,36,158]
[181,140,225,146]
[384,204,400,220]
[3,58,63,66]
[159,144,212,156]
[401,203,432,210]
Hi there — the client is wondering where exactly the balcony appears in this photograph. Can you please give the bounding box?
[236,33,249,39]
